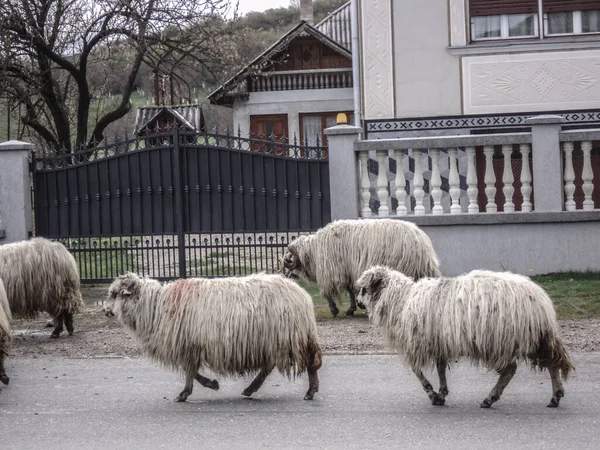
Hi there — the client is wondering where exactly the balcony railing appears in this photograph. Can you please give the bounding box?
[249,68,353,92]
[353,129,600,217]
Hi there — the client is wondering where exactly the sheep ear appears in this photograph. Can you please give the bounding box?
[120,288,132,296]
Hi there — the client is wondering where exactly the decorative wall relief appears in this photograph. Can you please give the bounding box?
[463,50,600,114]
[361,0,394,119]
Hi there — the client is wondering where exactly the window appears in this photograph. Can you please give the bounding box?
[469,1,600,42]
[299,112,354,148]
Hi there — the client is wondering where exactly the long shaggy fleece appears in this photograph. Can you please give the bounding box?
[283,219,440,314]
[106,272,322,378]
[0,277,12,387]
[357,266,574,379]
[0,238,83,319]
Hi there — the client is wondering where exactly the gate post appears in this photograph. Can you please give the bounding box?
[0,140,34,243]
[324,124,362,220]
[172,127,187,278]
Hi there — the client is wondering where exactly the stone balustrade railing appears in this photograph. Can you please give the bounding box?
[354,133,534,216]
[559,130,600,211]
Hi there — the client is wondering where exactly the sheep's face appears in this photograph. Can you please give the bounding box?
[356,266,393,309]
[281,236,315,282]
[103,273,142,324]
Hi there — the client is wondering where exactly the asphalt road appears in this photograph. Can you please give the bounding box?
[1,353,599,449]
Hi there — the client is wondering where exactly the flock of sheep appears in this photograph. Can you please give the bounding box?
[0,219,574,409]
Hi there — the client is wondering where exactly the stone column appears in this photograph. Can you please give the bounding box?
[0,140,34,243]
[324,124,362,220]
[526,115,564,212]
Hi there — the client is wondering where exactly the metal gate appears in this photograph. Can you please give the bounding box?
[31,128,330,283]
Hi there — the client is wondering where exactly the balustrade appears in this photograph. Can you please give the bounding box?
[249,68,353,92]
[560,131,600,211]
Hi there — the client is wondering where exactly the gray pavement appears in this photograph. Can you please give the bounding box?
[1,353,599,449]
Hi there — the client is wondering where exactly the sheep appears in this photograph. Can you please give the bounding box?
[356,266,575,408]
[103,272,322,402]
[281,219,441,316]
[0,278,11,390]
[0,237,84,338]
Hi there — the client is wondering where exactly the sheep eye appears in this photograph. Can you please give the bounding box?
[360,287,367,296]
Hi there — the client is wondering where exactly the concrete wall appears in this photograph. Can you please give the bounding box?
[391,0,462,118]
[233,88,354,138]
[0,140,33,244]
[404,213,600,276]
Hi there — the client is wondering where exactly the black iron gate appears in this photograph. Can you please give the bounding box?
[31,128,330,283]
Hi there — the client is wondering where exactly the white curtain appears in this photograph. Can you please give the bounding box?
[303,116,323,147]
[582,10,600,33]
[547,12,573,34]
[472,15,501,39]
[508,13,536,36]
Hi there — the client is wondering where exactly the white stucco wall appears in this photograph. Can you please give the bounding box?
[232,88,354,139]
[391,1,462,118]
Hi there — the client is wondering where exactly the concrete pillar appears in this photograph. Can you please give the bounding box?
[324,124,362,220]
[526,115,565,213]
[0,140,34,243]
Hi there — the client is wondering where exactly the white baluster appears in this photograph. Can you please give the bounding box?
[502,145,515,213]
[429,148,443,215]
[376,150,389,216]
[563,142,576,211]
[582,141,595,210]
[448,147,461,214]
[394,149,407,216]
[520,144,533,212]
[483,145,497,213]
[359,151,372,217]
[413,149,425,216]
[465,146,479,214]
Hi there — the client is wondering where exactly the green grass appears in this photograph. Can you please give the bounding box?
[532,272,600,319]
[74,238,137,280]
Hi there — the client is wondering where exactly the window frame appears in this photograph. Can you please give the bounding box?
[468,1,600,43]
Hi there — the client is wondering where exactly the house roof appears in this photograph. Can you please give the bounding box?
[315,2,351,50]
[207,16,352,106]
[134,105,205,134]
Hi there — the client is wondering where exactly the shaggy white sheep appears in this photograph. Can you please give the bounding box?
[0,278,11,389]
[356,266,574,408]
[282,219,440,316]
[104,272,322,402]
[0,237,84,338]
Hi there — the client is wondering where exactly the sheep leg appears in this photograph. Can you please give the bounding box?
[64,311,75,336]
[547,366,565,408]
[0,355,8,386]
[323,293,339,317]
[414,368,445,405]
[345,285,357,316]
[195,373,219,391]
[305,367,320,401]
[50,312,65,338]
[242,366,273,397]
[175,370,196,402]
[436,359,449,401]
[480,362,517,408]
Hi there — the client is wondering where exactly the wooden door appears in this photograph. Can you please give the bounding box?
[250,114,289,154]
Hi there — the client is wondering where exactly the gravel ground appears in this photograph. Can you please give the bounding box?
[8,286,600,359]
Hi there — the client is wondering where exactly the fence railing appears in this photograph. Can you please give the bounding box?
[352,128,599,217]
[249,68,353,92]
[559,130,600,211]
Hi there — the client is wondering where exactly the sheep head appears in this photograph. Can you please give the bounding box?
[104,272,142,321]
[356,266,395,308]
[281,236,316,282]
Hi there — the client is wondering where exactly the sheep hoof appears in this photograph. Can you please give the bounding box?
[345,309,355,316]
[480,400,492,408]
[241,389,252,397]
[304,392,314,400]
[0,374,8,385]
[329,307,339,316]
[50,333,60,339]
[547,398,560,408]
[174,394,189,402]
[431,394,445,406]
[209,379,219,391]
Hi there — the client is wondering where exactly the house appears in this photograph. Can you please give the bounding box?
[323,0,600,276]
[359,0,600,137]
[207,0,354,147]
[134,105,206,135]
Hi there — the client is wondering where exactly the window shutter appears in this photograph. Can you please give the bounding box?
[544,0,600,13]
[469,0,539,17]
